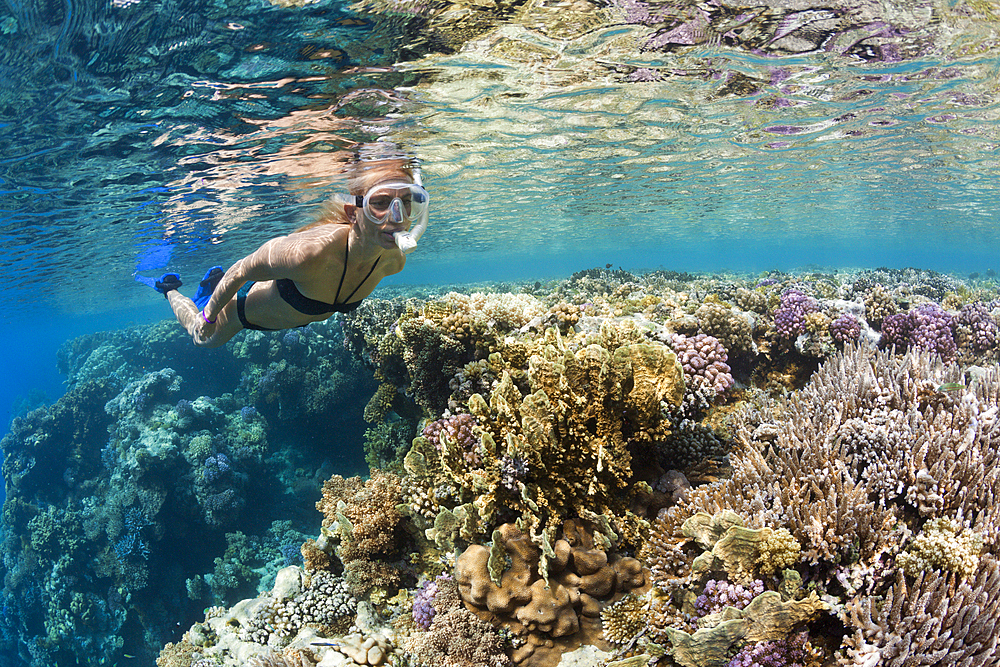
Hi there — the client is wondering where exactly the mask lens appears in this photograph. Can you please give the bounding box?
[364,183,428,223]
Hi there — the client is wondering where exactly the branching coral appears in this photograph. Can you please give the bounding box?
[640,343,1000,662]
[842,555,1000,665]
[405,577,510,667]
[313,471,409,597]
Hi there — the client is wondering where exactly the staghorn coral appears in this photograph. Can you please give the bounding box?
[842,555,1000,665]
[642,343,1000,662]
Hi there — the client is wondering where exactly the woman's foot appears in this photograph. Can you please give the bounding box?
[154,273,183,296]
[194,267,224,309]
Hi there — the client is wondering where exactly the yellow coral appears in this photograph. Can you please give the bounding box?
[803,311,830,334]
[756,527,801,574]
[601,593,646,644]
[897,517,983,577]
[363,383,396,423]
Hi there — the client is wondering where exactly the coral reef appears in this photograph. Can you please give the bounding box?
[1,318,370,667]
[7,266,1000,667]
[640,342,1000,664]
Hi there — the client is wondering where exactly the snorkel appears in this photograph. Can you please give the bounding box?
[391,169,427,254]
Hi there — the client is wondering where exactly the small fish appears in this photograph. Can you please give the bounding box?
[937,382,964,393]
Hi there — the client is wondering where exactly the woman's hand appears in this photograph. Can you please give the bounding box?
[194,311,217,345]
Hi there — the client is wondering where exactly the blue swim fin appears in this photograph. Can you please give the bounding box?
[194,266,224,309]
[154,273,183,296]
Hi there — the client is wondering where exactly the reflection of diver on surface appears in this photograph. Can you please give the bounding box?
[137,155,427,348]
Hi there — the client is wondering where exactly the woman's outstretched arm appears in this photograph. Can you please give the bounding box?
[202,233,323,321]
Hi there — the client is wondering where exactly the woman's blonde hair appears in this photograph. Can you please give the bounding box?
[297,154,417,232]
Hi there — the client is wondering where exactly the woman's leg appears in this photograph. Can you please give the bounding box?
[165,291,242,348]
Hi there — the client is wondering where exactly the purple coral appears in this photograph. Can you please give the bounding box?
[829,313,861,344]
[670,333,733,394]
[880,304,959,361]
[202,453,231,483]
[695,579,764,616]
[240,405,258,423]
[880,311,912,348]
[773,288,819,339]
[423,414,480,466]
[909,303,957,362]
[413,576,451,630]
[728,631,811,667]
[956,302,998,353]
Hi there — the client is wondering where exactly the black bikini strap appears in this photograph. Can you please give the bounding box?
[336,242,381,306]
[342,255,380,304]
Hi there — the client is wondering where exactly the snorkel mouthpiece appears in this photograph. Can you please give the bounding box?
[392,170,428,254]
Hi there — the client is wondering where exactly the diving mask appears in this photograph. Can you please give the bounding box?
[337,180,429,254]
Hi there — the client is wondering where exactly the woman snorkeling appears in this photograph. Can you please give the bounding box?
[140,156,428,348]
